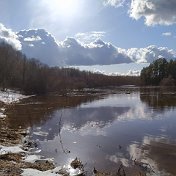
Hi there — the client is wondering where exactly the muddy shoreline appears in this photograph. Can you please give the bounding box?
[0,113,55,176]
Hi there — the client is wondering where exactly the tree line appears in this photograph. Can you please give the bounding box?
[140,58,176,86]
[0,42,140,95]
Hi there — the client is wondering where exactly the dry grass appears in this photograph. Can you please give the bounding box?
[0,152,55,176]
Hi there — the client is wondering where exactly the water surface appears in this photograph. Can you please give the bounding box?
[6,87,176,175]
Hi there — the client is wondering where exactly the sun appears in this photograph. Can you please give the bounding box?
[46,0,80,19]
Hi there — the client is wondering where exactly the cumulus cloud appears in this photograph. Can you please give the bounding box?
[130,0,176,26]
[162,32,172,37]
[125,45,176,63]
[18,29,62,66]
[103,0,125,7]
[0,23,21,50]
[75,31,106,44]
[18,29,176,66]
[58,37,132,65]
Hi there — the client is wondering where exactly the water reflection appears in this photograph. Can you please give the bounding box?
[5,88,176,175]
[127,135,176,176]
[31,106,130,142]
[5,95,99,129]
[140,87,176,110]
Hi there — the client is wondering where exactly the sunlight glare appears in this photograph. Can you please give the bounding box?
[48,0,80,19]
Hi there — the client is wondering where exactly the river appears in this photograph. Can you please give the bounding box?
[6,87,176,175]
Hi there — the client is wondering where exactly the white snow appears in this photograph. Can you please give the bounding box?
[0,144,84,176]
[24,155,41,163]
[67,166,84,176]
[21,167,62,176]
[0,108,5,112]
[0,89,32,104]
[24,154,54,163]
[21,162,84,176]
[0,108,6,118]
[0,112,6,118]
[0,145,25,155]
[33,131,48,137]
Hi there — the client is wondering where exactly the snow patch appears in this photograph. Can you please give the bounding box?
[33,131,48,137]
[24,154,54,164]
[0,145,24,155]
[21,167,62,176]
[0,108,5,112]
[24,155,42,163]
[0,90,32,104]
[21,165,84,176]
[0,112,6,118]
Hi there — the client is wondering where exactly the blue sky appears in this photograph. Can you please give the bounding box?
[0,0,176,49]
[0,0,176,75]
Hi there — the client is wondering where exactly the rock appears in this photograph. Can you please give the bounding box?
[70,157,83,169]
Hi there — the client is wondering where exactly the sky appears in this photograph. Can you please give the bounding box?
[0,0,176,49]
[0,0,176,75]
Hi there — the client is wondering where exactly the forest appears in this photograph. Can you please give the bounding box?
[0,42,140,95]
[140,58,176,86]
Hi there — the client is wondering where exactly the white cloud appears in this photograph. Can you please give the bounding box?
[0,27,171,67]
[58,37,131,65]
[105,70,140,76]
[88,68,140,76]
[162,32,172,37]
[24,36,42,42]
[28,44,34,47]
[126,70,140,76]
[75,31,106,44]
[18,29,62,66]
[103,0,125,7]
[0,23,21,50]
[125,45,176,63]
[130,0,176,26]
[91,69,106,75]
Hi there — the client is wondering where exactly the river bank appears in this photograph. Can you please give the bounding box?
[0,90,55,175]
